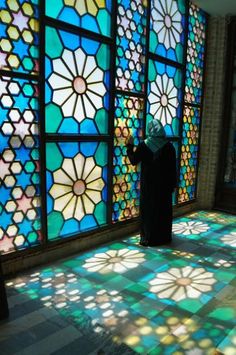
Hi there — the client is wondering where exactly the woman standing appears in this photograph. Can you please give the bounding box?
[126,120,177,246]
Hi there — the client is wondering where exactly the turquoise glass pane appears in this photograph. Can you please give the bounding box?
[113,95,144,222]
[149,0,187,63]
[185,3,207,104]
[45,26,110,135]
[0,0,39,74]
[178,106,200,203]
[116,0,147,93]
[46,142,108,240]
[0,76,41,254]
[147,59,182,136]
[45,0,112,37]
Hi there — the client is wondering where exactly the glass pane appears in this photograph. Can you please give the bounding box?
[46,0,112,37]
[45,26,110,135]
[116,0,147,93]
[150,0,187,63]
[113,95,144,222]
[178,106,200,203]
[147,59,182,136]
[46,142,108,240]
[185,3,207,104]
[0,76,41,254]
[0,0,39,74]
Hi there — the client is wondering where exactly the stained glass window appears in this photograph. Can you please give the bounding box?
[46,0,112,37]
[116,0,147,93]
[147,59,182,136]
[178,106,200,203]
[0,76,41,254]
[113,95,144,222]
[0,0,39,74]
[45,26,110,135]
[185,4,206,104]
[149,0,186,63]
[46,142,108,239]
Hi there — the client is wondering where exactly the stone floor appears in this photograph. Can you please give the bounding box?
[0,210,236,354]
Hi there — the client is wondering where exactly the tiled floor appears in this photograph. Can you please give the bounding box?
[0,210,236,354]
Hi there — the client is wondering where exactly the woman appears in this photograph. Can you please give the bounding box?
[126,119,177,246]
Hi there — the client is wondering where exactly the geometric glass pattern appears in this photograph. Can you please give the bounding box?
[45,0,112,38]
[0,0,39,74]
[116,0,147,93]
[178,106,200,203]
[0,76,41,254]
[149,0,186,63]
[113,95,144,222]
[45,26,110,135]
[147,59,182,136]
[185,3,207,104]
[46,142,108,240]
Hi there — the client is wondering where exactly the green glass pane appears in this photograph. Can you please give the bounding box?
[46,142,108,239]
[113,95,144,222]
[45,0,112,37]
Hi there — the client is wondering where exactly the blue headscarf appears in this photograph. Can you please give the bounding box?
[144,120,168,153]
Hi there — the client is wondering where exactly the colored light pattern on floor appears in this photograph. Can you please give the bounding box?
[0,76,41,254]
[116,0,147,93]
[46,142,108,240]
[2,210,236,354]
[0,0,39,74]
[113,94,144,222]
[45,0,112,37]
[149,0,186,63]
[45,26,110,135]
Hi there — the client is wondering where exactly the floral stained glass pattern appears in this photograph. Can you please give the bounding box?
[185,3,206,104]
[149,0,186,63]
[0,0,39,74]
[172,221,210,236]
[116,0,147,93]
[178,106,200,203]
[83,248,145,273]
[46,142,108,240]
[113,95,144,222]
[45,26,110,135]
[147,60,182,136]
[46,0,112,37]
[0,76,41,254]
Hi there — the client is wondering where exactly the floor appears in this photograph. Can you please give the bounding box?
[0,210,236,355]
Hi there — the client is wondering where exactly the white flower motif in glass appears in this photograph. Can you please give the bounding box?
[172,221,210,235]
[152,0,183,49]
[48,48,106,122]
[221,232,236,247]
[49,154,105,221]
[149,74,178,126]
[83,249,145,274]
[149,266,216,301]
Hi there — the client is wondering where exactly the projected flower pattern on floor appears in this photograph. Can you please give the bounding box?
[172,221,210,235]
[149,266,216,301]
[48,48,106,123]
[49,154,105,221]
[83,249,145,273]
[221,232,236,247]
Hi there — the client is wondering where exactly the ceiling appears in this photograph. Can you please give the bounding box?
[192,0,236,16]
